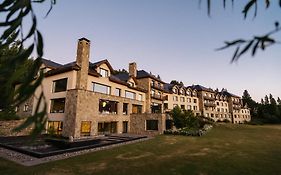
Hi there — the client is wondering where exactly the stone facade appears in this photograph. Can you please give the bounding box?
[130,113,166,135]
[63,89,145,138]
[0,119,33,136]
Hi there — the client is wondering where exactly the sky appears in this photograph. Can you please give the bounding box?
[31,0,281,101]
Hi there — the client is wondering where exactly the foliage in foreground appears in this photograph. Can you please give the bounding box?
[170,106,214,130]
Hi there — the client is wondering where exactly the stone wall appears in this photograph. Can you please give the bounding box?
[63,89,145,138]
[0,119,33,136]
[130,113,166,135]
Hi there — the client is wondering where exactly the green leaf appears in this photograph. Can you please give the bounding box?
[237,40,254,58]
[242,0,256,19]
[1,17,21,40]
[252,40,259,56]
[231,46,240,63]
[265,0,270,8]
[36,31,44,57]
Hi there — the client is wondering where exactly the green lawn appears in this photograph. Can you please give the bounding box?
[1,124,281,175]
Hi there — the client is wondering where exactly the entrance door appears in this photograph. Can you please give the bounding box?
[123,121,128,133]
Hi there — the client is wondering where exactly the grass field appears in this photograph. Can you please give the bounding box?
[0,124,281,175]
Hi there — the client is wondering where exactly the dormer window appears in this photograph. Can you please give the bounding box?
[128,82,134,87]
[172,88,176,93]
[100,68,108,77]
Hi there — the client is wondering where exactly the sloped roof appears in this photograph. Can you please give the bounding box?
[136,70,164,83]
[42,58,62,69]
[188,84,214,92]
[89,59,114,72]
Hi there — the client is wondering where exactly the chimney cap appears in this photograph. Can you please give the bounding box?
[78,37,90,43]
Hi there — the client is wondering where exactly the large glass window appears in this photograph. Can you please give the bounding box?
[125,90,135,99]
[146,120,158,131]
[100,68,108,77]
[52,78,67,93]
[99,99,118,114]
[47,121,63,135]
[81,121,91,136]
[93,83,111,94]
[50,98,65,113]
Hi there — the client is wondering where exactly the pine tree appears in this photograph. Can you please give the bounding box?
[264,95,269,105]
[277,97,281,105]
[261,98,264,104]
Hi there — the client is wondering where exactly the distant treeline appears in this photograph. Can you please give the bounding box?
[242,90,281,124]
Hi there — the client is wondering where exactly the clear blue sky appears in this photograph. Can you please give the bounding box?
[33,0,281,101]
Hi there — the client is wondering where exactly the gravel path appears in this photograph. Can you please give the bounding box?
[0,137,151,166]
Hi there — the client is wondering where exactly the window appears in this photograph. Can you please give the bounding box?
[132,105,142,114]
[146,120,158,131]
[180,97,185,102]
[123,103,128,115]
[47,121,63,135]
[52,78,67,93]
[225,109,228,112]
[128,82,134,87]
[164,103,168,110]
[217,108,220,112]
[211,114,214,118]
[93,83,111,94]
[50,98,65,113]
[180,105,185,110]
[187,98,191,103]
[173,96,178,101]
[138,94,143,101]
[205,113,209,117]
[23,104,29,112]
[187,105,191,110]
[99,99,118,114]
[217,102,219,105]
[100,68,108,77]
[125,91,135,99]
[221,108,224,112]
[193,99,197,103]
[81,121,91,136]
[151,103,161,113]
[115,88,121,96]
[193,106,197,110]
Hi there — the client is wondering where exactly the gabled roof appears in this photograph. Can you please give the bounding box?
[221,90,240,98]
[42,58,62,69]
[136,70,165,83]
[90,59,114,73]
[188,85,214,93]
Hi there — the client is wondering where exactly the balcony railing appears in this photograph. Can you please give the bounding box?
[204,96,215,101]
[204,102,216,107]
[233,101,241,105]
[151,94,167,101]
[233,106,241,110]
[151,83,164,91]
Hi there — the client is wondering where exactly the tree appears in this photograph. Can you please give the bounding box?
[264,95,270,105]
[0,0,56,136]
[242,90,257,116]
[261,98,264,105]
[202,0,281,62]
[0,38,35,120]
[277,97,281,105]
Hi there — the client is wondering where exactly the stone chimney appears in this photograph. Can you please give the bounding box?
[129,62,137,77]
[76,38,90,90]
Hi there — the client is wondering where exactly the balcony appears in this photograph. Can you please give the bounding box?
[151,83,164,91]
[233,106,241,110]
[233,101,241,105]
[203,96,215,101]
[151,93,167,101]
[204,102,216,107]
